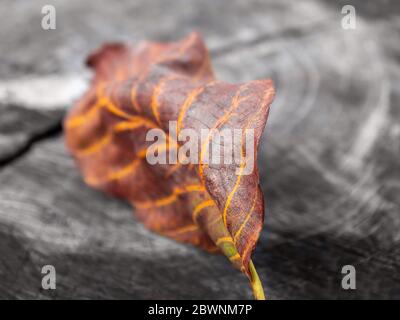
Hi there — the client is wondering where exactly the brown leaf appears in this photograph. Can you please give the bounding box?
[64,32,275,299]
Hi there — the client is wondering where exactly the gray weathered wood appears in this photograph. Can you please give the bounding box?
[0,0,399,299]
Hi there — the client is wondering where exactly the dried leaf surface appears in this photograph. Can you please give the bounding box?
[64,32,275,299]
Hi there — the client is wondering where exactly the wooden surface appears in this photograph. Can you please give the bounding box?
[0,0,399,299]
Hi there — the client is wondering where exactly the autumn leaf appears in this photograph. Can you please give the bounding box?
[64,32,275,299]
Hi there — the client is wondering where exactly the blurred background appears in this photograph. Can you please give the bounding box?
[0,0,399,299]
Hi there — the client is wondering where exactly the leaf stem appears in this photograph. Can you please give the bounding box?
[249,260,265,300]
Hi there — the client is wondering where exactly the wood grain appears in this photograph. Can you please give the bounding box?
[0,0,399,299]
